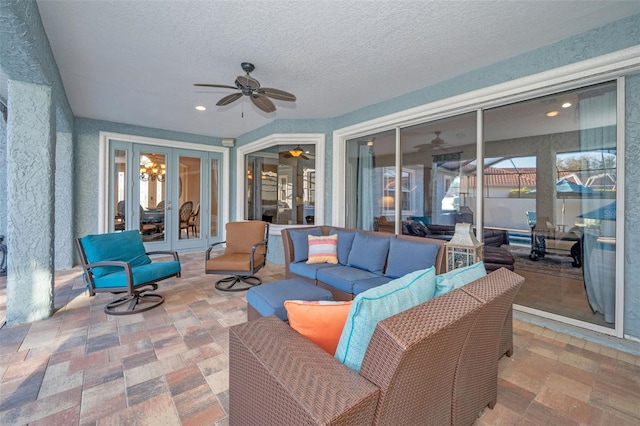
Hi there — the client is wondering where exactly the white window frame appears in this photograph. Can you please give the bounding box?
[236,133,325,230]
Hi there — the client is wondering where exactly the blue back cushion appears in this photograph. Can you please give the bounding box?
[335,267,437,372]
[80,230,151,278]
[434,261,487,297]
[288,228,323,263]
[329,228,357,265]
[385,238,440,278]
[347,233,390,274]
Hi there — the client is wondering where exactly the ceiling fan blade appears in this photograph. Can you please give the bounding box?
[259,87,296,102]
[216,92,243,106]
[251,94,276,113]
[193,83,237,90]
[236,75,260,90]
[300,153,309,160]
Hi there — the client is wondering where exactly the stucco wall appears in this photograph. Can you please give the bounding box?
[624,74,640,338]
[0,116,7,239]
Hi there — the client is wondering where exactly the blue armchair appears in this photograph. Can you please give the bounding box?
[75,230,181,315]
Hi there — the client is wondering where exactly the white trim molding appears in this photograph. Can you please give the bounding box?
[236,133,325,224]
[98,131,230,234]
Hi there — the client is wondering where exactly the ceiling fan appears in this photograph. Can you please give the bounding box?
[415,131,448,151]
[194,62,296,113]
[281,145,309,160]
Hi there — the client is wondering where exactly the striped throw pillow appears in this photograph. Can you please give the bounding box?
[307,234,339,264]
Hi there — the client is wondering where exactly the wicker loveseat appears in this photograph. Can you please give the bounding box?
[229,267,524,425]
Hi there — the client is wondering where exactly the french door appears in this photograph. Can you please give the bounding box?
[109,141,223,252]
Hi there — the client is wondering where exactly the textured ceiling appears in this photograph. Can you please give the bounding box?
[32,0,640,138]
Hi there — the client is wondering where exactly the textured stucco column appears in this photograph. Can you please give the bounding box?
[6,80,55,325]
[55,131,73,269]
[0,113,7,238]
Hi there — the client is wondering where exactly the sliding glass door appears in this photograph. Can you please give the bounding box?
[342,80,620,332]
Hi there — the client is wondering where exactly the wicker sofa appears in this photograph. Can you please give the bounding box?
[280,226,515,360]
[229,267,524,425]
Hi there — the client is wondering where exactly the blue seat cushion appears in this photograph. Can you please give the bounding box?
[329,228,357,265]
[352,276,393,295]
[289,228,323,263]
[81,230,151,278]
[347,233,391,274]
[93,260,181,289]
[246,278,333,320]
[317,266,380,294]
[385,238,440,278]
[290,262,339,280]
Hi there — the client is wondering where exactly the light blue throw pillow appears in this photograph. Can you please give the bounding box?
[335,267,436,372]
[434,261,487,297]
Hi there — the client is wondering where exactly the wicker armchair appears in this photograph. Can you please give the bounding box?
[229,268,524,425]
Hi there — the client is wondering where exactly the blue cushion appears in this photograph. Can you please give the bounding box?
[93,260,181,289]
[352,276,393,295]
[335,267,436,372]
[289,262,339,280]
[246,278,333,320]
[347,233,390,274]
[289,228,323,263]
[317,266,380,294]
[329,228,357,265]
[80,230,151,278]
[385,238,440,278]
[434,261,487,297]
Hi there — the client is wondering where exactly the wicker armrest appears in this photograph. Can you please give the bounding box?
[229,316,379,426]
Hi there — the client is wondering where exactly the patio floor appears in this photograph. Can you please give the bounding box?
[1,252,640,424]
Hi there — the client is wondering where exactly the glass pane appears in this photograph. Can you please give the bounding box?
[178,156,201,239]
[344,130,395,232]
[210,158,219,237]
[113,149,126,232]
[484,81,617,328]
[246,145,316,225]
[399,112,477,235]
[139,152,166,242]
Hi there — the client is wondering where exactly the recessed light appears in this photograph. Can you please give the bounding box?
[546,110,559,117]
[195,105,206,111]
[562,102,572,108]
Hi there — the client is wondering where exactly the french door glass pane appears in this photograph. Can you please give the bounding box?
[139,152,166,242]
[210,158,219,237]
[113,149,126,232]
[178,156,201,239]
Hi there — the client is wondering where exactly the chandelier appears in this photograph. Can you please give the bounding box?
[140,154,166,182]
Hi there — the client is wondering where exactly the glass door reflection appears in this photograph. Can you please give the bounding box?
[139,152,167,242]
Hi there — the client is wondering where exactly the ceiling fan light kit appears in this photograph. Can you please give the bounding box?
[194,62,296,113]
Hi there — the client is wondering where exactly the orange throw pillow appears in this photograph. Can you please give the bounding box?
[284,300,353,355]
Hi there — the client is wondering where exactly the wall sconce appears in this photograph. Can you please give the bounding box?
[445,223,484,271]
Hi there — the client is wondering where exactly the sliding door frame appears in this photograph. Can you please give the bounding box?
[332,46,640,338]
